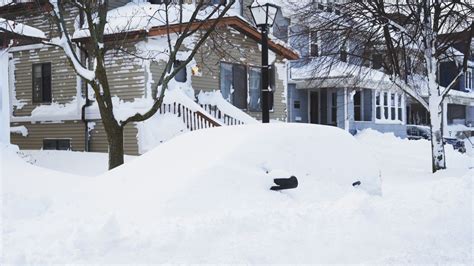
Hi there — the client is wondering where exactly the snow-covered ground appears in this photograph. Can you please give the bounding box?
[1,124,472,264]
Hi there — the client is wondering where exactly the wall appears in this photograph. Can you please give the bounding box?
[191,26,289,121]
[10,120,86,151]
[88,120,139,155]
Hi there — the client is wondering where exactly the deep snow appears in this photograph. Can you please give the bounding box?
[1,124,472,264]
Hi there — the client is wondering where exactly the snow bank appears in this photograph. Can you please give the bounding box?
[197,90,258,124]
[16,150,135,177]
[136,113,189,154]
[1,125,472,264]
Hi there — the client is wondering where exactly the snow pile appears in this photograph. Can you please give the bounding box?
[9,126,27,137]
[136,113,189,154]
[1,125,472,264]
[16,150,135,177]
[197,90,258,124]
[0,18,46,39]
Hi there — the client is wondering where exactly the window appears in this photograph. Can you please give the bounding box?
[375,91,404,122]
[32,63,52,103]
[390,93,396,120]
[43,139,71,151]
[372,53,383,70]
[220,62,275,111]
[173,60,187,83]
[340,43,348,62]
[383,92,389,119]
[353,89,372,122]
[354,90,361,121]
[447,104,466,125]
[398,94,403,121]
[465,69,473,91]
[331,92,337,125]
[376,91,381,119]
[249,67,262,111]
[294,100,301,109]
[309,31,319,57]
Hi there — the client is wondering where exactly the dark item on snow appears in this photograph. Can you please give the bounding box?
[352,181,361,187]
[271,176,298,191]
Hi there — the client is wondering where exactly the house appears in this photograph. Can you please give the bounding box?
[1,0,298,154]
[281,1,474,139]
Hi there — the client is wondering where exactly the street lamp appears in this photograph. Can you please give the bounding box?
[249,2,279,123]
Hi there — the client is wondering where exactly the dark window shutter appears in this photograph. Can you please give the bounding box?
[363,89,372,121]
[42,63,52,103]
[232,64,247,109]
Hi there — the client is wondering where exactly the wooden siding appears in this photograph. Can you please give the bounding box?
[191,27,288,121]
[104,43,146,100]
[11,46,79,117]
[2,5,78,39]
[89,121,139,155]
[10,121,86,151]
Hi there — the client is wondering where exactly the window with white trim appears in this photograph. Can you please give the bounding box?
[375,91,381,119]
[383,92,389,119]
[465,69,473,90]
[375,90,404,122]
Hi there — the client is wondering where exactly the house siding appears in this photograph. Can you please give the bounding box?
[11,46,79,117]
[89,121,139,155]
[192,27,288,121]
[10,121,86,151]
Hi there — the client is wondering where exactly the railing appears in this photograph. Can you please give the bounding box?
[200,104,245,126]
[159,103,221,131]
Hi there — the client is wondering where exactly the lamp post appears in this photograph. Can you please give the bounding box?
[249,2,279,123]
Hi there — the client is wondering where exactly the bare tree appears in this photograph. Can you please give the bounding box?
[22,0,236,169]
[290,0,473,173]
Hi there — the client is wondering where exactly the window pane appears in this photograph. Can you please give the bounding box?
[43,139,57,150]
[354,90,361,106]
[249,67,261,111]
[391,107,396,120]
[42,63,52,103]
[363,89,372,121]
[174,60,187,83]
[398,108,402,121]
[376,107,381,119]
[33,64,42,102]
[220,63,232,102]
[57,139,71,150]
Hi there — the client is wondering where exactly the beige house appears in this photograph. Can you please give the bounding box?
[1,0,298,155]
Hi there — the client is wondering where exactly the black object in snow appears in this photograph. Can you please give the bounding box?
[271,176,298,191]
[352,181,361,187]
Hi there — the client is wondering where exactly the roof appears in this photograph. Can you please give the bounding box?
[72,2,298,60]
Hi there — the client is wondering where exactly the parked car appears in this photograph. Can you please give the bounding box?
[406,125,431,140]
[407,125,468,153]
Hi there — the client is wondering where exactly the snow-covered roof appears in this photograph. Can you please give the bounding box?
[0,17,46,39]
[290,57,395,89]
[73,2,241,39]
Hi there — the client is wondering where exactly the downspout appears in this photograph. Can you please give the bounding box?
[78,9,91,152]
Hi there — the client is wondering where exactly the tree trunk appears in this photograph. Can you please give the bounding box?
[107,124,125,170]
[429,108,446,173]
